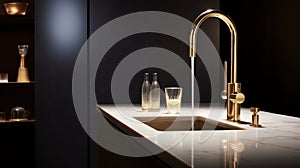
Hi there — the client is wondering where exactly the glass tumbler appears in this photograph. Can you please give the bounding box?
[165,87,183,114]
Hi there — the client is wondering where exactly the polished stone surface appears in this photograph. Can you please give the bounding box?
[98,104,300,168]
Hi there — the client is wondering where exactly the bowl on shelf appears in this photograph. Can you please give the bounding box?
[3,2,29,15]
[10,106,28,121]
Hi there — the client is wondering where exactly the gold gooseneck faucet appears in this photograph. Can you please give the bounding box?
[189,9,245,122]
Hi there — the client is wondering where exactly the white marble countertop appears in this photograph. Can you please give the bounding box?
[98,104,300,168]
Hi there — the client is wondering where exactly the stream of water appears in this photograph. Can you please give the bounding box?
[191,57,195,168]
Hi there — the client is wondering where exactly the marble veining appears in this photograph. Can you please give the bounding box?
[98,104,300,167]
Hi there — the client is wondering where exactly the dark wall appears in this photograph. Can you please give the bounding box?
[35,0,88,168]
[93,0,220,105]
[220,0,300,117]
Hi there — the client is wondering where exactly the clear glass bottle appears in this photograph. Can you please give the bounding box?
[150,73,160,111]
[141,73,151,111]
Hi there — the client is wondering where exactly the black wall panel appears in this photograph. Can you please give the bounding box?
[221,0,300,117]
[92,0,220,105]
[35,0,88,168]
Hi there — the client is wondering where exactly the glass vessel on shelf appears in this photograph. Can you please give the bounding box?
[17,45,30,82]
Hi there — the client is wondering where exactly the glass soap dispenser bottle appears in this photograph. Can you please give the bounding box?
[141,72,151,111]
[150,73,160,111]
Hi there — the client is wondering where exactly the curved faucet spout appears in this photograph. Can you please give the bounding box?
[190,9,244,122]
[189,9,238,83]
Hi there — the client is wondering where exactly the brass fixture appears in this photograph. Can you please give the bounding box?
[189,9,245,122]
[250,107,260,127]
[3,2,29,15]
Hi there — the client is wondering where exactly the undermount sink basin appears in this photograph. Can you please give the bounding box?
[135,116,244,131]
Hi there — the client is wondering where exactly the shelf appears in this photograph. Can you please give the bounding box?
[0,81,34,88]
[0,81,34,84]
[0,15,34,26]
[0,81,35,84]
[0,119,35,125]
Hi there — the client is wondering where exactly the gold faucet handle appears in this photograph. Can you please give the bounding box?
[230,92,245,104]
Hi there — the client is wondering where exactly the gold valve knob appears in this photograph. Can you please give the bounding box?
[250,107,260,113]
[221,90,227,100]
[250,107,260,127]
[230,92,245,104]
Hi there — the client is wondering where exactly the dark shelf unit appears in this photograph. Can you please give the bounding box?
[0,118,35,168]
[0,13,34,114]
[0,0,35,116]
[0,1,35,168]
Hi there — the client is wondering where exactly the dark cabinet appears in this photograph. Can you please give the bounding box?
[0,1,35,168]
[0,1,34,117]
[0,121,35,168]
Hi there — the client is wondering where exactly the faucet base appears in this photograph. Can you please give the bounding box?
[227,83,242,122]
